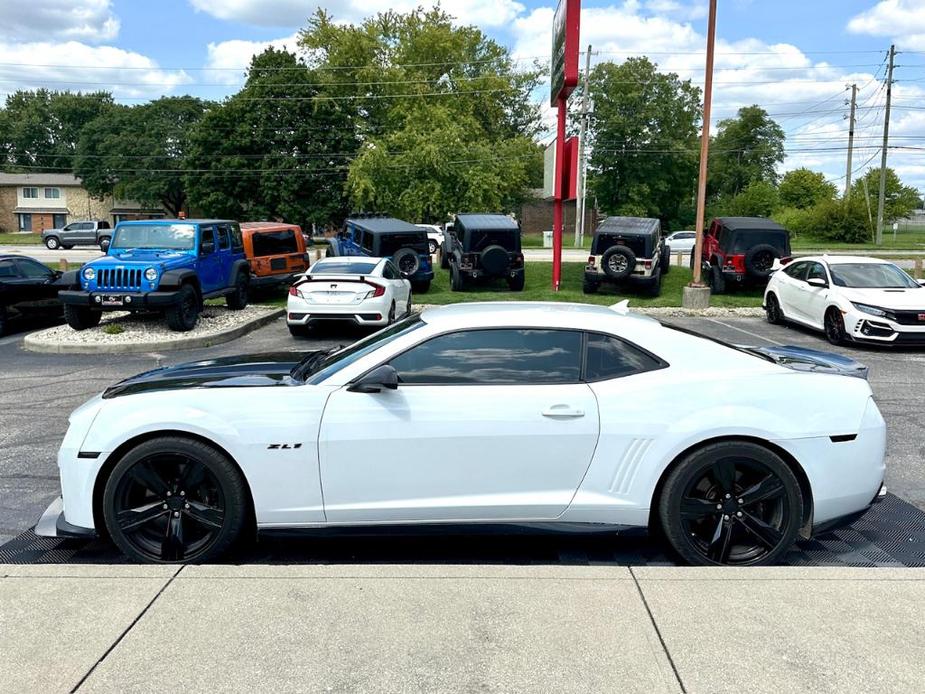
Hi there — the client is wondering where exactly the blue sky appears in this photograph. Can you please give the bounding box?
[1,0,924,190]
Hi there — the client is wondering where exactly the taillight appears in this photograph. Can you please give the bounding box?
[644,260,652,269]
[588,256,596,267]
[513,253,524,267]
[780,256,792,265]
[365,282,385,297]
[288,285,299,296]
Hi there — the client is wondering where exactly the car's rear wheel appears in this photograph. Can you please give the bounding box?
[709,264,726,294]
[45,237,60,250]
[225,271,249,310]
[102,436,247,564]
[62,244,74,250]
[658,441,803,566]
[428,239,438,255]
[165,283,200,332]
[643,268,662,297]
[765,292,785,325]
[660,245,671,274]
[824,307,847,345]
[387,301,396,324]
[450,264,465,291]
[405,293,413,317]
[411,280,430,294]
[288,323,311,338]
[582,278,600,294]
[63,304,102,331]
[507,272,525,292]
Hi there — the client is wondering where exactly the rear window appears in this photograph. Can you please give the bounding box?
[311,260,379,275]
[377,233,428,255]
[467,230,519,252]
[728,230,790,254]
[252,229,298,256]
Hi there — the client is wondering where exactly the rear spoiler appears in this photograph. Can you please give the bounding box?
[295,274,368,284]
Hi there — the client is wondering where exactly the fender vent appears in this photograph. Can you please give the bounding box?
[830,434,858,443]
[609,438,653,494]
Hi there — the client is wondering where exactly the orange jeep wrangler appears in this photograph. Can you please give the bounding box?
[240,222,310,290]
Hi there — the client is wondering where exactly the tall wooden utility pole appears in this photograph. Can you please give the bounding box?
[845,83,857,199]
[875,44,895,244]
[575,45,594,247]
[690,0,717,289]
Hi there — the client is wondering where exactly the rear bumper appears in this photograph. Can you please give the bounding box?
[35,496,97,538]
[812,483,888,535]
[584,268,658,284]
[249,272,302,289]
[59,289,182,309]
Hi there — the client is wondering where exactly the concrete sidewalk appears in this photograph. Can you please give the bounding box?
[2,565,924,693]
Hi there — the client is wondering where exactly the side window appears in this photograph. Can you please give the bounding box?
[230,224,244,252]
[384,261,400,280]
[217,225,231,251]
[807,263,827,282]
[98,221,110,229]
[0,259,19,278]
[200,226,216,252]
[15,259,53,279]
[361,231,374,253]
[389,329,583,385]
[783,261,807,279]
[585,333,664,381]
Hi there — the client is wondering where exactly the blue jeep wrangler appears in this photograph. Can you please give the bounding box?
[59,219,251,332]
[327,215,434,293]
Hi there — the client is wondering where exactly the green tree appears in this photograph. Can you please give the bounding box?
[851,167,921,225]
[586,57,702,229]
[299,8,543,220]
[184,48,359,227]
[0,90,113,170]
[74,97,208,216]
[709,105,785,198]
[778,168,836,209]
[720,180,780,217]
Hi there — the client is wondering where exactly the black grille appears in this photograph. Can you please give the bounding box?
[892,310,925,326]
[97,267,143,291]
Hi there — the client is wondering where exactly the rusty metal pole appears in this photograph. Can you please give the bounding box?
[690,0,717,288]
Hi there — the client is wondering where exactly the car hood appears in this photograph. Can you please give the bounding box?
[93,249,193,269]
[838,286,925,309]
[102,352,319,399]
[742,344,869,379]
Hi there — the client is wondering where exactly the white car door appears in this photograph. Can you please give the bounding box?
[318,328,600,523]
[776,260,809,321]
[800,261,831,329]
[382,259,411,308]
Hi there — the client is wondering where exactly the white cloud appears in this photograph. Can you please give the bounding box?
[0,42,191,101]
[848,0,925,49]
[189,0,523,29]
[204,34,303,85]
[0,0,119,43]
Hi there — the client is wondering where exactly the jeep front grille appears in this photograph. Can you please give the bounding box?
[97,268,143,291]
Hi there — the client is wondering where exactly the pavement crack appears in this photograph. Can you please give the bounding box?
[70,565,183,692]
[629,566,687,693]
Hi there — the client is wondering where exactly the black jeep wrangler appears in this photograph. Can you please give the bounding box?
[693,217,791,294]
[583,216,670,296]
[443,213,525,291]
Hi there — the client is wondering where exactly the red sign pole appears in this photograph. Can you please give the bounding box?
[553,96,566,291]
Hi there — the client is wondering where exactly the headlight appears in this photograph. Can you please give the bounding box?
[144,267,158,281]
[852,302,895,320]
[82,267,96,281]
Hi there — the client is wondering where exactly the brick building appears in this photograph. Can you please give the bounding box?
[518,189,598,237]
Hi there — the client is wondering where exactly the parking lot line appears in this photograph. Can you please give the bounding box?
[704,316,785,345]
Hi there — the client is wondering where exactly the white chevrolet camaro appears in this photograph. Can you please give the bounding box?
[286,257,412,337]
[764,255,925,346]
[38,302,886,565]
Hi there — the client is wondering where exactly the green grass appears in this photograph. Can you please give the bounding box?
[792,230,925,252]
[0,232,42,245]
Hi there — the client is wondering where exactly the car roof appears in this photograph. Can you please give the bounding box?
[716,217,787,232]
[115,219,233,226]
[454,214,520,231]
[313,256,384,266]
[345,216,422,234]
[595,216,659,236]
[240,222,301,231]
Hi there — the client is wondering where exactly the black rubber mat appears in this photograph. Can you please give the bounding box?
[2,493,924,567]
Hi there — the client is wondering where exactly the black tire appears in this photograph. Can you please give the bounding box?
[102,436,247,564]
[393,248,421,277]
[601,245,636,280]
[643,268,662,297]
[405,292,413,317]
[507,272,525,292]
[582,278,600,294]
[824,307,847,346]
[44,237,60,250]
[387,301,396,324]
[480,245,509,276]
[428,239,438,255]
[410,280,430,294]
[658,441,803,566]
[765,292,785,325]
[744,244,779,279]
[288,323,311,338]
[440,243,450,269]
[660,245,671,274]
[0,310,7,337]
[450,264,465,292]
[225,271,249,310]
[99,237,111,252]
[710,264,726,294]
[165,283,200,332]
[62,245,74,250]
[63,304,102,331]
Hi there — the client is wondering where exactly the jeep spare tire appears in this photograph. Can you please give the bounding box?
[601,245,636,280]
[393,248,420,277]
[745,244,779,278]
[480,245,509,276]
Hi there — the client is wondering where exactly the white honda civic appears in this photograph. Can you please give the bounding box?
[287,256,412,337]
[764,255,925,346]
[37,302,886,565]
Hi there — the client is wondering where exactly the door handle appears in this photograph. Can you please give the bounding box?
[542,405,585,418]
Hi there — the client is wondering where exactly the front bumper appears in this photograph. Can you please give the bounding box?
[59,289,182,310]
[35,496,96,538]
[845,311,925,346]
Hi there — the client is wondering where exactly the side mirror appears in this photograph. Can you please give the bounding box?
[807,277,828,289]
[348,364,399,393]
[200,240,215,255]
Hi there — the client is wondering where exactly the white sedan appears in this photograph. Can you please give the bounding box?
[286,257,412,337]
[415,224,445,255]
[764,255,925,346]
[665,230,697,253]
[38,302,886,566]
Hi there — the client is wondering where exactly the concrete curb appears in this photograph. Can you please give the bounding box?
[23,308,285,355]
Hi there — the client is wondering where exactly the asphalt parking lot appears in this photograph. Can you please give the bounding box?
[1,310,923,548]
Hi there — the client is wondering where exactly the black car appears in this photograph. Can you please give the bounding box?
[443,213,525,291]
[0,255,67,335]
[694,217,792,293]
[583,217,669,296]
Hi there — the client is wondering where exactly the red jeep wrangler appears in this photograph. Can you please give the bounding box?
[694,217,791,293]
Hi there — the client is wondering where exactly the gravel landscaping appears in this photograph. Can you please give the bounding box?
[24,305,284,354]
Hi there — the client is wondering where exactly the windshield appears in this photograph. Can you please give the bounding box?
[300,314,424,384]
[311,260,379,275]
[112,223,197,250]
[829,263,919,289]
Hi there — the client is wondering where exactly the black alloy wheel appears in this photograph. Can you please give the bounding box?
[226,271,249,310]
[765,293,785,325]
[825,308,847,345]
[165,284,200,332]
[659,442,802,566]
[387,301,396,324]
[103,437,246,563]
[745,244,779,278]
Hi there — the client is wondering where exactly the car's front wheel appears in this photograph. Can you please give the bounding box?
[102,436,247,563]
[824,307,847,345]
[63,304,102,331]
[658,441,803,566]
[165,284,200,332]
[765,292,785,325]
